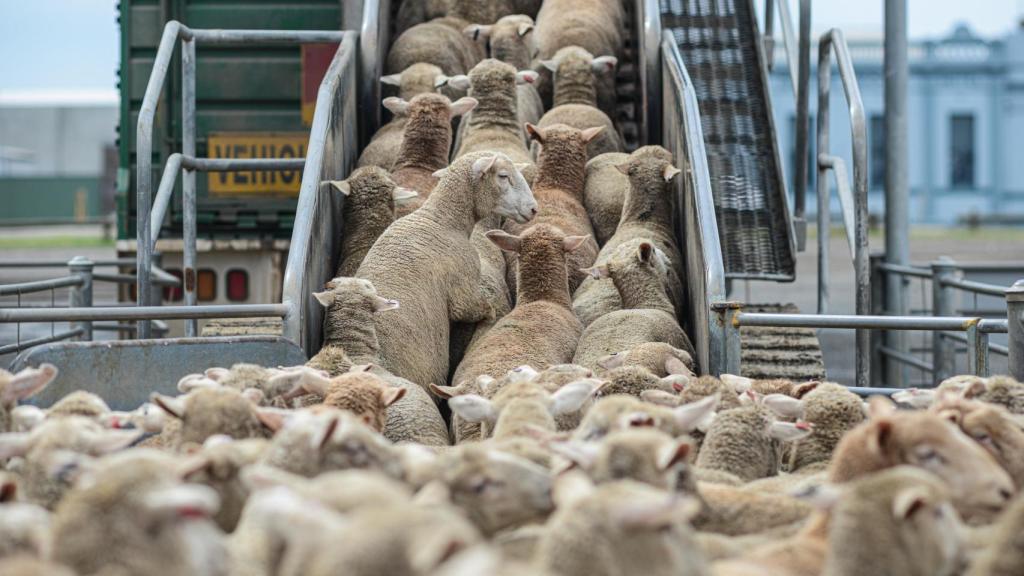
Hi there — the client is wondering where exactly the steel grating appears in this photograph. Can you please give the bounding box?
[660,0,795,280]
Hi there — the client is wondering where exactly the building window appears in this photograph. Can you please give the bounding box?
[950,114,975,188]
[789,114,815,193]
[870,114,885,190]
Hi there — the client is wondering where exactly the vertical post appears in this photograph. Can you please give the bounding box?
[884,0,910,389]
[816,38,831,315]
[1007,280,1024,382]
[67,256,94,341]
[793,0,811,250]
[715,302,743,376]
[182,37,198,337]
[931,258,957,383]
[150,252,165,309]
[966,323,989,377]
[763,0,776,71]
[869,253,886,386]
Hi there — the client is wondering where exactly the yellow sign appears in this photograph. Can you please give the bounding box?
[207,132,307,195]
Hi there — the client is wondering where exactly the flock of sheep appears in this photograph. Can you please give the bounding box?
[2,1,1024,575]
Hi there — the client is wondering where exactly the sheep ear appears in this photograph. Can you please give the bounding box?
[637,242,654,263]
[463,24,492,41]
[793,381,820,398]
[449,96,477,117]
[867,418,894,457]
[471,155,499,181]
[720,373,753,394]
[763,394,805,419]
[392,187,418,203]
[540,59,558,72]
[475,374,497,394]
[563,235,590,253]
[373,296,400,312]
[381,387,406,407]
[255,407,291,432]
[639,389,679,407]
[448,394,497,423]
[550,379,601,416]
[380,73,402,86]
[177,373,218,393]
[315,414,341,451]
[205,367,230,381]
[150,393,186,420]
[613,494,701,530]
[428,383,459,399]
[382,97,410,115]
[515,70,539,85]
[514,162,531,173]
[11,405,45,432]
[0,432,33,460]
[893,487,931,520]
[664,374,690,392]
[868,395,897,418]
[0,477,17,502]
[770,421,813,442]
[432,168,448,178]
[961,379,987,399]
[433,74,450,88]
[663,164,682,182]
[664,356,692,376]
[549,440,600,469]
[591,55,618,74]
[525,123,544,143]
[517,22,534,37]
[597,351,627,370]
[241,388,265,405]
[507,366,537,384]
[3,363,58,403]
[328,180,351,196]
[673,393,720,432]
[485,229,523,253]
[580,264,610,279]
[658,439,692,471]
[312,290,335,308]
[614,161,631,176]
[580,126,605,143]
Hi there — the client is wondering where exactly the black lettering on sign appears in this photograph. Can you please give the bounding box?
[214,144,229,185]
[234,144,248,184]
[280,144,296,184]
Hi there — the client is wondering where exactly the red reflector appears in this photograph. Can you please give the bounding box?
[163,268,184,302]
[226,269,249,302]
[197,270,217,302]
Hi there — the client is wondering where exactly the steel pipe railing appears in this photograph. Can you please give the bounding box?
[817,28,870,387]
[0,329,85,356]
[0,277,82,297]
[0,304,289,323]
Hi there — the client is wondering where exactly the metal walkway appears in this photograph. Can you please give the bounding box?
[661,0,795,281]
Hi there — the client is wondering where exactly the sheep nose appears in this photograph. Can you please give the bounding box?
[530,206,538,216]
[999,488,1013,502]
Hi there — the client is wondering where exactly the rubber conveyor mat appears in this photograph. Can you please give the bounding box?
[660,0,796,280]
[739,303,826,382]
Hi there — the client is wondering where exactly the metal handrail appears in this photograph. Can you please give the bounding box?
[660,32,728,375]
[136,21,346,338]
[817,28,870,387]
[0,277,82,297]
[358,0,390,148]
[0,329,85,356]
[281,32,360,353]
[638,0,661,146]
[0,304,288,323]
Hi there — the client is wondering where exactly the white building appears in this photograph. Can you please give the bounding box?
[769,22,1024,225]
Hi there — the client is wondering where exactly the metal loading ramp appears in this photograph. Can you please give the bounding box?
[661,0,796,281]
[739,303,826,381]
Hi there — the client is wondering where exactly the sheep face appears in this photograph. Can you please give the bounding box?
[445,379,600,439]
[319,371,406,432]
[472,153,537,223]
[440,446,554,535]
[933,398,1024,489]
[151,387,269,450]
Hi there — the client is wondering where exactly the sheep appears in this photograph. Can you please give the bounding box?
[241,465,413,514]
[536,473,708,576]
[504,123,603,293]
[573,392,719,442]
[596,342,695,378]
[0,416,145,509]
[541,45,619,123]
[573,148,686,326]
[967,493,1024,576]
[550,427,692,491]
[592,365,674,398]
[582,152,628,245]
[785,382,867,473]
[51,449,229,576]
[572,242,694,371]
[393,0,450,36]
[0,557,75,576]
[968,375,1024,414]
[177,435,268,533]
[466,15,545,130]
[150,386,272,451]
[535,104,621,161]
[0,501,51,560]
[714,466,965,576]
[355,152,537,392]
[446,0,522,24]
[387,93,478,215]
[442,378,601,441]
[429,444,554,536]
[452,59,536,166]
[306,278,450,446]
[447,224,589,412]
[531,363,595,432]
[386,16,485,77]
[280,367,406,433]
[931,396,1024,489]
[0,364,58,433]
[826,397,1015,524]
[360,63,449,170]
[330,166,417,277]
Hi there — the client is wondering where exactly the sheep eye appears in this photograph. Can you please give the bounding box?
[497,172,510,180]
[916,447,944,465]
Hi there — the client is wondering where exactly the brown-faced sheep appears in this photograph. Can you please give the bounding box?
[467,15,545,129]
[784,382,867,473]
[541,45,619,123]
[932,396,1024,489]
[359,63,449,170]
[356,152,536,392]
[596,342,695,378]
[331,166,416,277]
[694,402,812,483]
[150,386,272,451]
[452,59,535,165]
[387,93,477,215]
[286,368,406,433]
[572,242,694,371]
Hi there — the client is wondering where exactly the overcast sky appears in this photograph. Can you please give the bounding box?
[0,0,1018,92]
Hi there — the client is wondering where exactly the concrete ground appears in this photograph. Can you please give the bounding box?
[2,225,1022,382]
